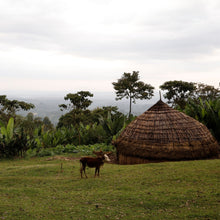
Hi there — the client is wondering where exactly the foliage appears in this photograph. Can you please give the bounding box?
[91,106,122,124]
[59,91,93,111]
[0,95,35,122]
[0,158,219,219]
[58,91,94,127]
[19,113,54,138]
[25,143,115,157]
[99,111,135,144]
[57,109,92,128]
[160,80,196,109]
[0,117,14,143]
[42,116,54,131]
[160,81,220,110]
[25,118,124,152]
[1,83,219,158]
[194,83,220,100]
[0,113,125,158]
[0,118,28,158]
[184,98,220,142]
[57,105,128,143]
[113,71,154,117]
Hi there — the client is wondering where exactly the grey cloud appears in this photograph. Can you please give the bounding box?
[0,0,220,61]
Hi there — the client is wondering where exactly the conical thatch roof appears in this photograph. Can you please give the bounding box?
[114,100,219,164]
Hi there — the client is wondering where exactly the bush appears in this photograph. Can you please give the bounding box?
[38,148,54,157]
[63,144,77,153]
[53,145,65,154]
[25,148,37,158]
[24,144,115,158]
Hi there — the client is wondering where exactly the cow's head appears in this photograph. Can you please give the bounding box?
[104,154,110,162]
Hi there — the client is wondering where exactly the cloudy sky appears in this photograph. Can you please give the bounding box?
[0,0,219,96]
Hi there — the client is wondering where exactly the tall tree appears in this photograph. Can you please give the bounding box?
[159,81,196,110]
[112,71,154,117]
[194,83,220,101]
[43,117,53,131]
[59,91,93,111]
[160,81,220,110]
[0,95,35,122]
[58,91,93,127]
[91,106,123,124]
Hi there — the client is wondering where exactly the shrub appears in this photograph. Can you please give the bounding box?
[38,148,54,157]
[53,145,65,155]
[25,148,37,158]
[63,144,77,153]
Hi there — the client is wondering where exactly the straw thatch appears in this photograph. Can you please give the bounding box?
[114,100,219,164]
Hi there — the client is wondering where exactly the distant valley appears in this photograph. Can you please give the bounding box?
[11,92,160,125]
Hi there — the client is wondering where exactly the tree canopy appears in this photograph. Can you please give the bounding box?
[112,71,154,117]
[194,83,220,101]
[160,81,220,110]
[160,80,220,110]
[58,91,94,127]
[0,95,35,122]
[59,91,93,111]
[159,81,196,109]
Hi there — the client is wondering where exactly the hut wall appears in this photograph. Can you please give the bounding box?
[118,154,150,165]
[116,139,219,163]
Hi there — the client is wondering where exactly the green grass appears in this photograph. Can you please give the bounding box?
[0,157,219,219]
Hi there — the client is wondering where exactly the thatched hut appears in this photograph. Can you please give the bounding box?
[113,100,219,164]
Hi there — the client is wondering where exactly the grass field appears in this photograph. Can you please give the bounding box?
[0,156,219,219]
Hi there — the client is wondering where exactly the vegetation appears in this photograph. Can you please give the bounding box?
[25,143,115,158]
[159,81,220,143]
[0,118,28,158]
[0,81,219,159]
[0,157,219,219]
[0,95,35,123]
[112,71,154,117]
[195,83,220,101]
[184,97,220,142]
[0,80,219,219]
[58,91,94,127]
[160,81,220,110]
[0,112,130,158]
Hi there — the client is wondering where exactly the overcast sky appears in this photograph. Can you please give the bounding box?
[0,0,219,97]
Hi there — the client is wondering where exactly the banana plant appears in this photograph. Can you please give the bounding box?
[98,111,127,144]
[184,98,220,142]
[0,117,15,143]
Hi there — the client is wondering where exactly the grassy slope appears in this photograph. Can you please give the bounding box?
[0,157,219,220]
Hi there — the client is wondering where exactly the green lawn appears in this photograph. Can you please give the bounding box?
[0,157,219,219]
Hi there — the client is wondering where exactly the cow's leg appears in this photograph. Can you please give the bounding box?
[80,163,87,178]
[80,166,83,178]
[95,167,98,177]
[97,167,100,176]
[80,166,86,178]
[80,161,83,178]
[83,166,88,178]
[95,167,100,177]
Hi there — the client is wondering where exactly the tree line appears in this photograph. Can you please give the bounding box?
[0,71,219,158]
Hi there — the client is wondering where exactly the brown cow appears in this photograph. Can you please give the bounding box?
[80,153,110,178]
